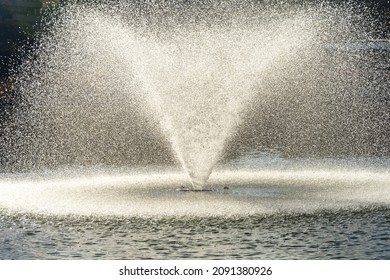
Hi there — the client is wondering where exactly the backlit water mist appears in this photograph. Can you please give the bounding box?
[3,1,387,188]
[0,0,389,259]
[5,2,319,189]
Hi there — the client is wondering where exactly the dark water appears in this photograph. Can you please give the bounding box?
[1,207,389,260]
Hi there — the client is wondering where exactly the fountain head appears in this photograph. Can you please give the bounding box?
[189,176,207,191]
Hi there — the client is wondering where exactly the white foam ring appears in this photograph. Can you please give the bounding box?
[0,167,389,217]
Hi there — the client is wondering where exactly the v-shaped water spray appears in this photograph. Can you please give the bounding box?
[131,26,313,189]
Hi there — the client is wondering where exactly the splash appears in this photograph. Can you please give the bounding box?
[0,162,389,217]
[2,1,385,191]
[131,21,315,188]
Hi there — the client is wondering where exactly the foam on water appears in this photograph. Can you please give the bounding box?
[0,163,389,217]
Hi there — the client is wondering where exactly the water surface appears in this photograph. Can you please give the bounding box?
[1,154,389,259]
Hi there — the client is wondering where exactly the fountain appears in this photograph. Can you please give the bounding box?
[133,21,319,190]
[0,0,389,209]
[4,1,320,189]
[0,0,389,260]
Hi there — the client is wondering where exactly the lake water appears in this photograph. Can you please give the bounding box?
[0,152,389,259]
[0,207,390,259]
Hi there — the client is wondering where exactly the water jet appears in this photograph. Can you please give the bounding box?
[0,0,389,260]
[0,0,388,213]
